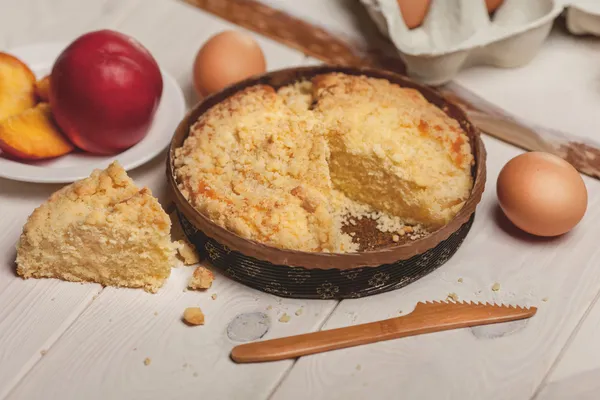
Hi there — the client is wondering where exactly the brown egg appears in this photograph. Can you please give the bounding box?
[497,152,587,237]
[396,0,431,29]
[193,30,266,97]
[486,0,504,13]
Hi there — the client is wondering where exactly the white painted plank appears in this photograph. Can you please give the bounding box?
[536,368,600,400]
[5,2,340,399]
[540,286,600,385]
[0,0,143,50]
[7,264,336,400]
[272,134,600,400]
[0,0,146,397]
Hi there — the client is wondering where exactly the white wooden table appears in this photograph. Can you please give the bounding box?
[2,1,600,399]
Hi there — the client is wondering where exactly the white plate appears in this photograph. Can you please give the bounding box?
[0,42,186,184]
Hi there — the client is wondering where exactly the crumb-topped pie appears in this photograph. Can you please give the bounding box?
[174,73,473,253]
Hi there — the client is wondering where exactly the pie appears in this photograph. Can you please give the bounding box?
[174,73,473,253]
[16,161,176,292]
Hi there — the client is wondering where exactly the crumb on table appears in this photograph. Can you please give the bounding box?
[295,308,303,316]
[279,313,291,323]
[183,307,205,326]
[457,278,463,283]
[211,293,217,300]
[188,266,214,290]
[447,292,459,302]
[144,358,151,366]
[176,239,201,265]
[491,282,501,292]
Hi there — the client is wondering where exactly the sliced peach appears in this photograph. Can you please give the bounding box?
[0,103,74,160]
[0,52,37,121]
[35,75,51,102]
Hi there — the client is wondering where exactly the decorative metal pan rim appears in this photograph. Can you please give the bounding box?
[179,211,476,299]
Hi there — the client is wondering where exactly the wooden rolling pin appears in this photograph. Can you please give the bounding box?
[231,300,537,363]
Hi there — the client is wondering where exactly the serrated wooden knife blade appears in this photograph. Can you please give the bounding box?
[230,300,537,363]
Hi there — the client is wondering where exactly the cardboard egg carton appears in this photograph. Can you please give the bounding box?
[361,0,599,85]
[566,0,600,36]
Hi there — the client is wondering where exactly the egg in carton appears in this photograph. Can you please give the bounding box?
[361,0,598,85]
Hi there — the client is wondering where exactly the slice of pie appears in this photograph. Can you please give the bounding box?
[16,161,176,293]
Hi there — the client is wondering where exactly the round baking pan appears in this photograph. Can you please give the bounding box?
[167,65,486,299]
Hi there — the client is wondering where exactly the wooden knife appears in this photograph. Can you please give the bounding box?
[231,300,537,363]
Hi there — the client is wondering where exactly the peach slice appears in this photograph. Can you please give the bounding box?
[35,75,51,102]
[0,52,37,121]
[0,103,74,160]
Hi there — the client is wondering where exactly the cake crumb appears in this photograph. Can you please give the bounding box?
[188,266,214,290]
[267,305,273,310]
[491,282,501,292]
[447,292,459,302]
[356,364,361,371]
[154,311,158,316]
[176,239,201,265]
[144,358,151,366]
[542,297,549,302]
[211,293,218,300]
[458,278,463,283]
[279,313,291,323]
[183,307,205,326]
[392,235,400,242]
[295,308,303,316]
[40,350,47,356]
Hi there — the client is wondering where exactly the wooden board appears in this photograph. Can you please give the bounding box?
[0,1,338,398]
[2,0,600,399]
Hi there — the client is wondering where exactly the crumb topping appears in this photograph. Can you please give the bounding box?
[174,73,473,253]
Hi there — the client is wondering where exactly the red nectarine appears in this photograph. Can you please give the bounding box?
[50,30,163,155]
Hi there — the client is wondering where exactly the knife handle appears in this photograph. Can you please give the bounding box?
[231,317,408,363]
[230,301,537,363]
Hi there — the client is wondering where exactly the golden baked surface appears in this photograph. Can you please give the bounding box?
[174,73,474,253]
[313,73,473,227]
[16,161,176,292]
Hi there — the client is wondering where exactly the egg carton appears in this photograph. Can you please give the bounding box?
[361,0,599,85]
[566,0,600,36]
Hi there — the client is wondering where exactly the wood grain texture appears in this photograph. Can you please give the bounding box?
[0,1,155,397]
[2,0,600,398]
[540,286,600,385]
[7,265,336,400]
[536,368,600,400]
[1,1,340,399]
[271,135,600,400]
